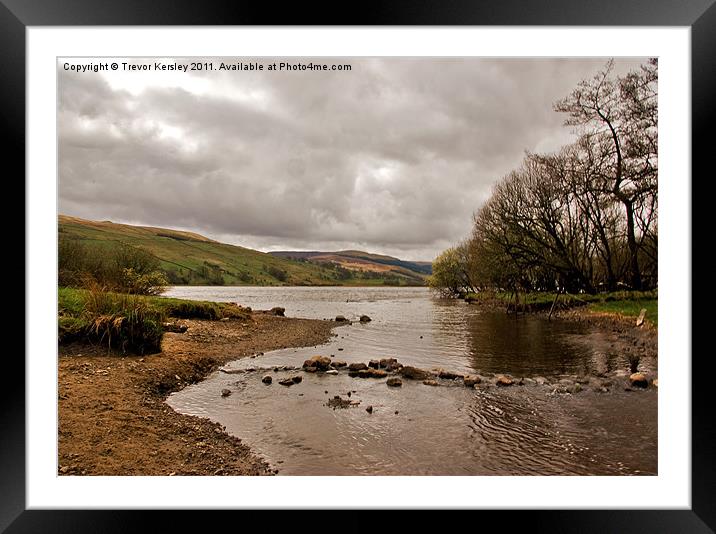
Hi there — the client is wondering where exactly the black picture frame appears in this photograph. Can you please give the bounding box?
[6,0,711,531]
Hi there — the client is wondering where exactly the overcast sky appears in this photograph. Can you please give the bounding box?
[58,57,647,261]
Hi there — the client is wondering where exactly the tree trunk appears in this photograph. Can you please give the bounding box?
[624,200,642,290]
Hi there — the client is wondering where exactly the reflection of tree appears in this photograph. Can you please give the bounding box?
[459,311,600,377]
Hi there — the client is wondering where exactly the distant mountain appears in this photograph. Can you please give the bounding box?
[269,250,432,280]
[58,215,428,286]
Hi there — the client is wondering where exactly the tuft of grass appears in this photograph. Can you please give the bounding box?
[80,284,166,354]
[151,297,223,320]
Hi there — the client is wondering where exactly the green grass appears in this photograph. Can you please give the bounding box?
[58,287,252,354]
[60,287,249,321]
[59,215,426,286]
[464,289,658,325]
[588,299,658,326]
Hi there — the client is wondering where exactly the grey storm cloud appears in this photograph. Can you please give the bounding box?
[58,57,647,261]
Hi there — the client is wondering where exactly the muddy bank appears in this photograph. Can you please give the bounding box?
[58,313,335,476]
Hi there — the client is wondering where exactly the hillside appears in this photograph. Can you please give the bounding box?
[269,250,432,282]
[58,215,428,286]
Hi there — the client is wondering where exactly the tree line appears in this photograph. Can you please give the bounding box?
[430,60,657,297]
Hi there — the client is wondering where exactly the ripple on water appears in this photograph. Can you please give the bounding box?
[164,286,657,476]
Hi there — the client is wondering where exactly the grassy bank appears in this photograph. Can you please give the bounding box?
[465,290,658,326]
[58,287,252,354]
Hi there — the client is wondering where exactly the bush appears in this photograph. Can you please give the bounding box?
[58,237,167,295]
[265,264,288,282]
[121,268,168,296]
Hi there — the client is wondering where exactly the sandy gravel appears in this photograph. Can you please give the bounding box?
[58,313,335,476]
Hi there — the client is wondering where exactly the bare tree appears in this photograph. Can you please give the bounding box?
[554,59,658,289]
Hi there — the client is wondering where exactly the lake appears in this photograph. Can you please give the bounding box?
[165,286,657,475]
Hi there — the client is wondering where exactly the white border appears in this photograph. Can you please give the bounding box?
[27,27,691,509]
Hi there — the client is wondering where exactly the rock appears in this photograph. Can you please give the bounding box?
[521,377,535,385]
[278,378,294,386]
[291,375,303,384]
[221,389,231,397]
[636,308,647,327]
[422,379,439,386]
[534,376,548,386]
[325,370,339,375]
[495,375,514,387]
[261,375,272,384]
[379,358,398,369]
[629,373,649,388]
[569,383,582,394]
[270,307,285,316]
[368,360,380,369]
[348,362,368,371]
[399,366,431,380]
[332,360,348,368]
[366,405,373,413]
[326,395,353,409]
[652,379,658,388]
[163,322,188,333]
[575,376,591,384]
[358,369,388,378]
[220,317,230,322]
[303,355,332,371]
[359,315,372,323]
[335,315,348,322]
[386,377,402,387]
[438,370,463,380]
[304,366,318,373]
[463,375,481,387]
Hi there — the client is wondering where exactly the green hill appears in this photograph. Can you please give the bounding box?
[58,215,426,286]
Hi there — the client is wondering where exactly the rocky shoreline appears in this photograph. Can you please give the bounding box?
[58,312,335,476]
[58,304,656,476]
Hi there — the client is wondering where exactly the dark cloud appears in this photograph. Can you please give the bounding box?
[58,57,647,261]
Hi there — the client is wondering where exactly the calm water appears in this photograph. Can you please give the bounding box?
[165,286,657,475]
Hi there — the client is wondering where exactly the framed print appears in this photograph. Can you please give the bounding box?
[6,0,712,530]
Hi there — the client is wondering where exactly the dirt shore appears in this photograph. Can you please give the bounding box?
[58,313,335,476]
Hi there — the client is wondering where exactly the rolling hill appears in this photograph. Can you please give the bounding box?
[269,250,432,280]
[58,215,429,286]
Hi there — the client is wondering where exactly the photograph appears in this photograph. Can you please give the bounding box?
[56,56,659,477]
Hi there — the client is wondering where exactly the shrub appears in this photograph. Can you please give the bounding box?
[58,237,167,295]
[122,268,168,296]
